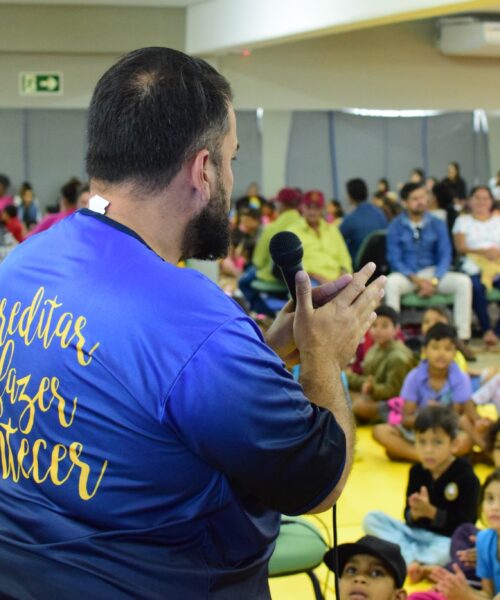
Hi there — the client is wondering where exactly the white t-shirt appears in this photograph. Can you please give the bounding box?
[452,214,500,250]
[453,214,500,275]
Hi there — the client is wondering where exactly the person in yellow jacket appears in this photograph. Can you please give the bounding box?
[289,190,352,284]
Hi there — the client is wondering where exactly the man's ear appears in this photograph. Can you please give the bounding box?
[394,589,407,600]
[189,148,211,202]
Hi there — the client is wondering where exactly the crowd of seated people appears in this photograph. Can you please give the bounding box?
[0,175,90,259]
[1,165,499,598]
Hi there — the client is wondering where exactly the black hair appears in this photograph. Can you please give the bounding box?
[423,305,452,324]
[3,205,18,218]
[411,168,425,180]
[479,469,500,523]
[486,419,500,454]
[414,405,458,439]
[60,178,81,206]
[449,162,461,178]
[86,47,233,193]
[346,178,368,203]
[470,185,494,205]
[424,322,458,347]
[400,182,424,201]
[0,174,10,189]
[329,199,344,218]
[375,305,399,326]
[432,182,454,210]
[378,178,390,193]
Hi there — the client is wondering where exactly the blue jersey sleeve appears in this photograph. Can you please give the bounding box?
[163,317,346,515]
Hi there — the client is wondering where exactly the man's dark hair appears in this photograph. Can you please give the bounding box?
[400,182,424,201]
[0,175,10,190]
[424,322,458,347]
[346,178,368,203]
[414,405,458,439]
[375,305,399,326]
[3,205,18,218]
[86,47,233,193]
[61,179,81,206]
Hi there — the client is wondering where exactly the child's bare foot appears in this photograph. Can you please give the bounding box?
[408,561,424,584]
[408,562,437,583]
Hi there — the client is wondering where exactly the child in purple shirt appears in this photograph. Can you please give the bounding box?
[373,323,474,462]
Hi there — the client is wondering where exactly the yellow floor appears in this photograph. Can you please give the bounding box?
[269,425,492,600]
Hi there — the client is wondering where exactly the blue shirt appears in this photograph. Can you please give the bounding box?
[401,360,472,407]
[386,212,451,279]
[0,210,346,599]
[476,529,500,592]
[340,202,387,260]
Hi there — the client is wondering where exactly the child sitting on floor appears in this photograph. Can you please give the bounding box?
[429,470,500,599]
[324,535,408,600]
[347,305,414,422]
[460,373,500,455]
[419,306,469,371]
[364,406,480,579]
[372,323,474,462]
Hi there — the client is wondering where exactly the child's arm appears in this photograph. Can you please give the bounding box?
[370,355,413,401]
[401,400,417,429]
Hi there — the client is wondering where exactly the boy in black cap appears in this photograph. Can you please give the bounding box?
[325,535,408,600]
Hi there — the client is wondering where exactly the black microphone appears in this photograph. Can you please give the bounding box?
[269,231,304,305]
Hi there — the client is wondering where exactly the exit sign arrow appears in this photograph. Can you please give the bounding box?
[19,72,63,96]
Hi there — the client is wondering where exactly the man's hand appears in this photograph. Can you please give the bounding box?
[264,273,352,367]
[293,263,386,370]
[418,278,436,297]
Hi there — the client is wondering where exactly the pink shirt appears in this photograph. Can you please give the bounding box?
[27,208,76,236]
[0,195,13,211]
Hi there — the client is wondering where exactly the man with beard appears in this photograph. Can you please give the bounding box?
[0,47,385,599]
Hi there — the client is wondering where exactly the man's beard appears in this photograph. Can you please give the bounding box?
[181,172,231,261]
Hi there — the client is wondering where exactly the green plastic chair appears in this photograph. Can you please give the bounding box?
[269,517,328,600]
[401,292,454,309]
[487,287,500,302]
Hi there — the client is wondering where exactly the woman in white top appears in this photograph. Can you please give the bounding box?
[453,186,500,346]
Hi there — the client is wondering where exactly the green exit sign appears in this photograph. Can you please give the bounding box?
[19,72,63,96]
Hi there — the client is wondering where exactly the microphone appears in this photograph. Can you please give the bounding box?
[269,231,304,304]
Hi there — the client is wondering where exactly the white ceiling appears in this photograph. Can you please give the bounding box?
[0,0,205,5]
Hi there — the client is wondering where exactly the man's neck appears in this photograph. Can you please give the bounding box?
[90,178,191,264]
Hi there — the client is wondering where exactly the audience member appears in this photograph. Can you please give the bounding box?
[77,184,90,209]
[410,169,425,185]
[348,306,414,422]
[430,182,458,241]
[290,189,352,284]
[377,178,391,195]
[340,178,387,261]
[1,204,24,242]
[0,221,17,262]
[489,169,500,201]
[453,185,500,347]
[460,374,500,455]
[324,535,408,600]
[364,406,480,573]
[419,306,468,372]
[372,324,474,462]
[0,174,13,211]
[385,182,472,343]
[442,162,467,202]
[239,187,302,311]
[28,177,80,236]
[431,470,500,599]
[325,199,344,225]
[14,182,41,230]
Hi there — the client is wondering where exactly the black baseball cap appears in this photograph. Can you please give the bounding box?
[324,535,407,588]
